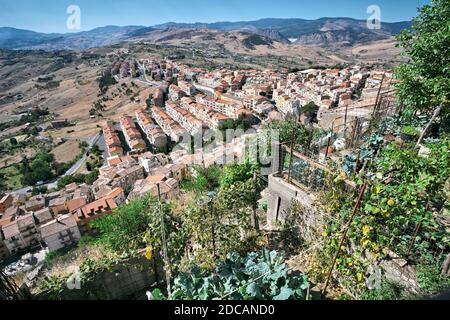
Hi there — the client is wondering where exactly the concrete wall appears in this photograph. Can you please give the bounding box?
[267,174,323,241]
[38,255,161,300]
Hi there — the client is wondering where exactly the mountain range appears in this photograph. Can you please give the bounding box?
[0,17,412,51]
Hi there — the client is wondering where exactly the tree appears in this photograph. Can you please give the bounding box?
[395,0,450,113]
[0,171,6,192]
[22,152,55,185]
[9,137,18,146]
[187,164,222,191]
[92,196,186,267]
[183,179,259,269]
[220,161,258,188]
[264,117,310,152]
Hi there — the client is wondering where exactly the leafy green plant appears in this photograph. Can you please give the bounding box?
[182,178,260,269]
[156,250,309,300]
[38,275,68,299]
[220,160,259,188]
[416,261,450,294]
[318,138,450,294]
[360,280,405,300]
[400,126,419,137]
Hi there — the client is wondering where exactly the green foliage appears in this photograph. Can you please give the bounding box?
[242,34,273,50]
[162,250,309,300]
[400,125,420,137]
[395,0,450,112]
[38,275,67,299]
[92,196,186,267]
[0,171,6,192]
[31,186,48,196]
[301,102,319,117]
[319,138,450,293]
[220,161,258,188]
[21,152,55,185]
[57,170,99,189]
[360,281,405,300]
[218,114,252,133]
[182,165,222,192]
[98,73,117,93]
[91,197,156,253]
[264,117,310,152]
[416,261,450,294]
[183,178,259,269]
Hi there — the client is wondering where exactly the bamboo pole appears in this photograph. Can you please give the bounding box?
[322,182,368,296]
[252,172,260,231]
[415,105,443,149]
[372,74,385,118]
[287,124,297,183]
[157,183,172,298]
[406,202,430,258]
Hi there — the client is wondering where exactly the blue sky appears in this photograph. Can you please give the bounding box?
[1,0,429,33]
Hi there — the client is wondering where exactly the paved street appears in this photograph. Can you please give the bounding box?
[11,133,103,195]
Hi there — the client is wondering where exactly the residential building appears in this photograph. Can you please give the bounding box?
[73,198,117,236]
[105,187,126,206]
[2,213,40,255]
[40,215,81,252]
[120,115,147,153]
[166,101,206,136]
[135,108,167,149]
[0,194,13,214]
[103,121,124,157]
[151,106,187,143]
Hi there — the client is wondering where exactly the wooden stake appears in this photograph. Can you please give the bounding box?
[252,172,260,231]
[287,123,297,183]
[406,202,429,258]
[322,182,368,296]
[415,105,443,149]
[157,184,172,298]
[372,74,385,118]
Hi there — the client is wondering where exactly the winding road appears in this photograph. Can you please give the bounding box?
[11,133,103,196]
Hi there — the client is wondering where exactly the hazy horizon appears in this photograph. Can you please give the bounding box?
[0,0,427,33]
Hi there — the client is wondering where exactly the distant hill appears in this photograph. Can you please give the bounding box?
[153,18,412,47]
[0,25,144,50]
[0,17,412,51]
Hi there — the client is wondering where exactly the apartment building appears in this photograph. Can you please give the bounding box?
[103,121,123,157]
[166,101,206,136]
[0,194,13,214]
[135,108,167,149]
[180,97,230,128]
[139,152,170,174]
[120,115,146,153]
[2,213,40,255]
[40,214,81,252]
[169,84,185,101]
[33,207,54,225]
[24,195,46,213]
[178,80,196,96]
[104,187,126,207]
[129,176,180,201]
[73,198,117,236]
[93,160,145,198]
[151,106,187,143]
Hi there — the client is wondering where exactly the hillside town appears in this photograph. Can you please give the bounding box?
[0,0,448,303]
[0,60,395,263]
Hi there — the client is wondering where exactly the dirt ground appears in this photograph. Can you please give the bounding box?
[51,140,81,163]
